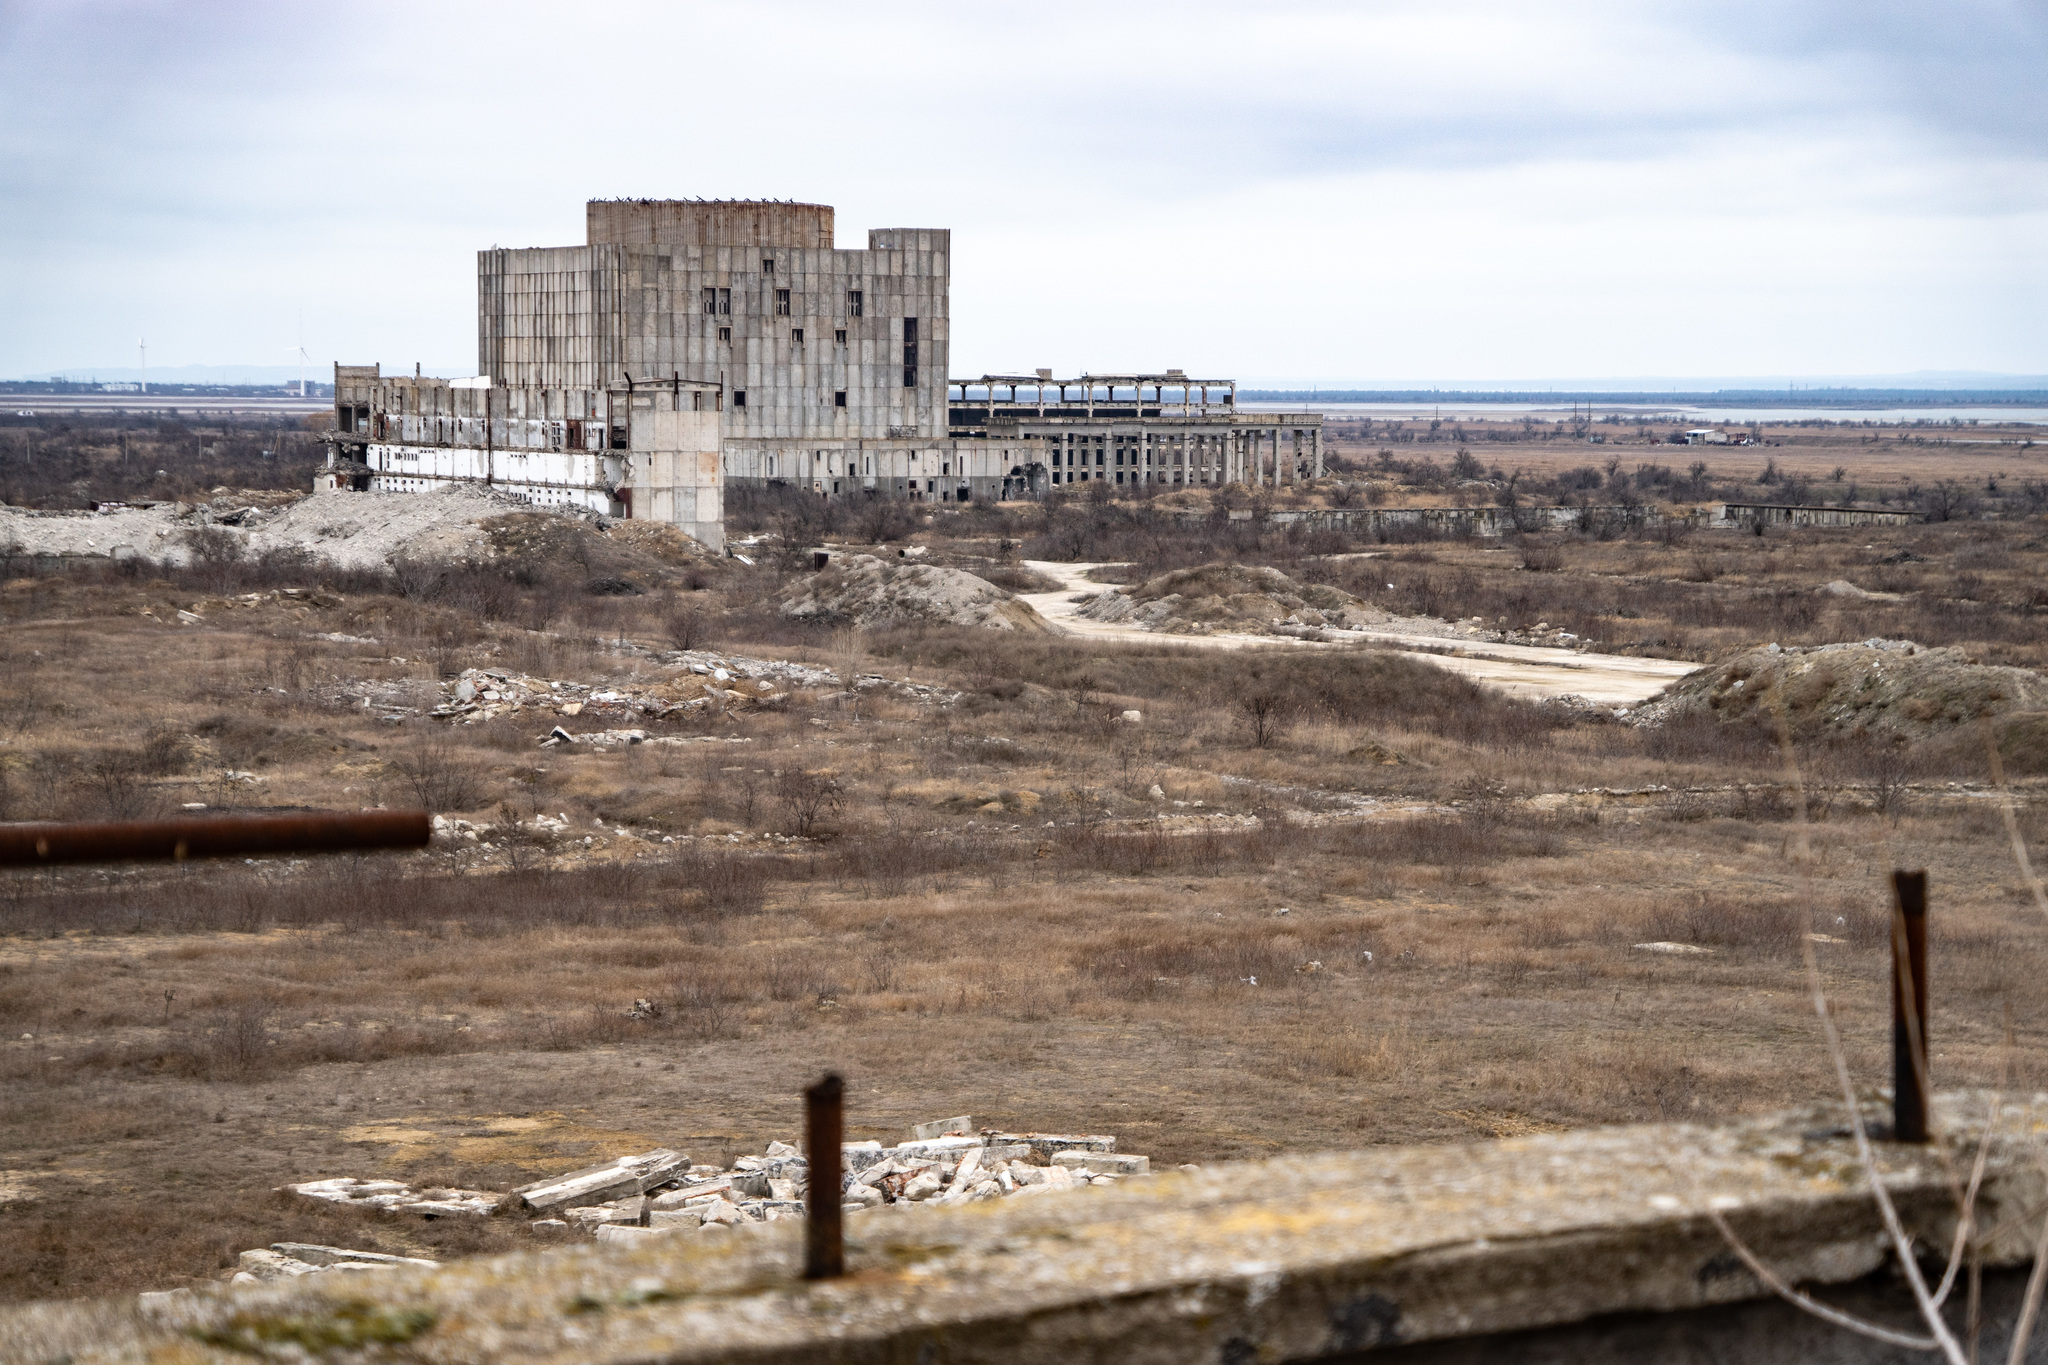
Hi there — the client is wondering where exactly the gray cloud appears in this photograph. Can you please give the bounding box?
[1,0,2041,377]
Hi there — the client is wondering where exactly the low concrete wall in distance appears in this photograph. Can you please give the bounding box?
[7,1092,2042,1364]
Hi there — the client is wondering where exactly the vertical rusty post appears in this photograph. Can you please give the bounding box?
[1892,870,1930,1143]
[804,1073,844,1280]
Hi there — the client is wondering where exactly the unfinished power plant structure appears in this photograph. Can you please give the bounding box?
[322,199,1322,545]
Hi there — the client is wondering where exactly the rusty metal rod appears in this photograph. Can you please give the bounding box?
[1892,869,1930,1143]
[0,810,431,867]
[804,1072,845,1280]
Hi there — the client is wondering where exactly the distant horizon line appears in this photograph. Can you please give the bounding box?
[14,365,2048,392]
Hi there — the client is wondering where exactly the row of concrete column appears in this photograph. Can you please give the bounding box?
[1039,427,1325,488]
[1157,427,1324,486]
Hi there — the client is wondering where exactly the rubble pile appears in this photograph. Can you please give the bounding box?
[229,1243,439,1285]
[282,1118,1153,1244]
[286,1178,498,1217]
[780,554,1049,631]
[432,648,958,729]
[1077,561,1371,636]
[431,662,790,725]
[1647,637,2048,739]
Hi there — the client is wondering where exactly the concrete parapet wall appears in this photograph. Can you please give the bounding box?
[7,1093,2043,1363]
[1169,504,1699,536]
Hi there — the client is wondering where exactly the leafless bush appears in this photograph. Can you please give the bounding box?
[83,749,163,821]
[392,738,484,812]
[1238,690,1291,748]
[670,848,770,915]
[775,769,842,837]
[664,598,715,652]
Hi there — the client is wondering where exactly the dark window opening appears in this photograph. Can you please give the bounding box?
[733,390,747,409]
[902,318,918,388]
[834,328,846,344]
[791,328,804,344]
[701,287,718,316]
[903,317,918,342]
[775,288,791,316]
[834,391,847,407]
[717,325,731,342]
[762,258,775,274]
[847,289,863,316]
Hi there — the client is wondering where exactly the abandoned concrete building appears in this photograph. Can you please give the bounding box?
[322,199,1321,544]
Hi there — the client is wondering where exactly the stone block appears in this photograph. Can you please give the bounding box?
[1052,1152,1149,1176]
[911,1115,973,1141]
[269,1243,437,1269]
[509,1149,689,1214]
[649,1176,731,1208]
[594,1224,674,1246]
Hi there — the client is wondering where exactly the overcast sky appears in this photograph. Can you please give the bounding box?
[2,0,2043,384]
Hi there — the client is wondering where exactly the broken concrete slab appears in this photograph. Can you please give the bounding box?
[1051,1152,1150,1176]
[910,1116,974,1141]
[594,1224,679,1247]
[285,1178,498,1218]
[268,1244,438,1269]
[508,1149,689,1214]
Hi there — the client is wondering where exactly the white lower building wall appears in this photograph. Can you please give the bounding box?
[364,443,623,515]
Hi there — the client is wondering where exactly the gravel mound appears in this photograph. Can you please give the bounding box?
[1077,561,1366,635]
[0,486,582,570]
[1653,638,2048,739]
[781,554,1047,631]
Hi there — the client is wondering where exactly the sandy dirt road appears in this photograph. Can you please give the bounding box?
[1017,561,1700,706]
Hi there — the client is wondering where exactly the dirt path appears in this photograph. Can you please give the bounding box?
[1018,561,1700,706]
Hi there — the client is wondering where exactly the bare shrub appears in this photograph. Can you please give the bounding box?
[670,848,770,915]
[82,749,163,821]
[664,598,715,652]
[391,738,484,812]
[1640,895,1804,956]
[775,769,842,837]
[1237,690,1290,749]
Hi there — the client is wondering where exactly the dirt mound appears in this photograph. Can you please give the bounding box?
[0,486,722,576]
[781,554,1047,631]
[1077,562,1365,635]
[1656,638,2048,739]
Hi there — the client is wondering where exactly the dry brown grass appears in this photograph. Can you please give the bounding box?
[2,506,2045,1304]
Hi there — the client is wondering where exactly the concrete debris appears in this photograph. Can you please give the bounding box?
[229,1244,438,1285]
[508,1149,690,1214]
[910,1115,974,1141]
[285,1178,498,1217]
[282,1126,1150,1251]
[433,645,943,729]
[780,553,1049,631]
[1632,942,1714,955]
[0,486,547,570]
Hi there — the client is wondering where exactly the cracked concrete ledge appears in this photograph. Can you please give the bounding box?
[5,1092,2043,1365]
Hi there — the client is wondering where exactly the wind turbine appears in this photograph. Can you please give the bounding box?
[285,344,310,398]
[138,338,146,393]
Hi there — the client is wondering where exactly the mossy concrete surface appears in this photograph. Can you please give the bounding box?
[4,1092,2043,1364]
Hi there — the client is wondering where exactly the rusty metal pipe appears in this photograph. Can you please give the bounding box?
[0,810,431,867]
[805,1073,845,1280]
[1892,869,1930,1143]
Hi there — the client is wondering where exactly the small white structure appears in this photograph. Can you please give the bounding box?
[1684,428,1730,445]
